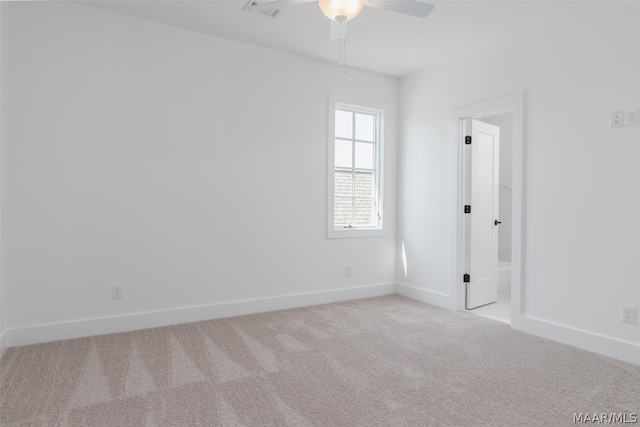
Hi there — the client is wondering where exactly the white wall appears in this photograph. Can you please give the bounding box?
[398,2,640,363]
[0,2,6,354]
[4,2,398,344]
[482,113,513,263]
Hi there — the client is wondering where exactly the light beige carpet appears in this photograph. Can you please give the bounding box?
[1,295,639,426]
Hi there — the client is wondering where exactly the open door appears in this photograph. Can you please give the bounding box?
[464,119,500,309]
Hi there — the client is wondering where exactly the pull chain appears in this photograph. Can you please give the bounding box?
[337,16,347,73]
[340,33,346,73]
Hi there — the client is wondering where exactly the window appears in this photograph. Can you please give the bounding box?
[328,95,385,238]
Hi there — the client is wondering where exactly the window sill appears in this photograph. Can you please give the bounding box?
[328,227,386,239]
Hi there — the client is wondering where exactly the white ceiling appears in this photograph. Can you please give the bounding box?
[84,0,573,77]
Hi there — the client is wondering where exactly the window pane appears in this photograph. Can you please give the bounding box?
[335,110,353,139]
[335,139,352,168]
[355,113,375,141]
[355,142,374,169]
[334,170,353,197]
[334,197,353,226]
[354,171,374,198]
[354,198,375,227]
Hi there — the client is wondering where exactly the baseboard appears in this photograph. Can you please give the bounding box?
[396,283,454,310]
[520,315,640,366]
[0,330,7,359]
[6,283,397,348]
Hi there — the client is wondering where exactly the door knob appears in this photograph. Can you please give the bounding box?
[495,220,502,226]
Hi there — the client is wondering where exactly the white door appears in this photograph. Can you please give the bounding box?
[464,119,500,309]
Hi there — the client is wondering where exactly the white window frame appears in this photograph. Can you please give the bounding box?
[327,94,386,238]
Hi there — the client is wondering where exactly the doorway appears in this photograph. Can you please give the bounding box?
[466,114,513,323]
[451,93,524,329]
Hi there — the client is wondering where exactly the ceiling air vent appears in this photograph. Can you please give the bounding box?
[244,0,282,19]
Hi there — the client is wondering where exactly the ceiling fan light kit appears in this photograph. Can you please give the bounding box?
[318,0,365,22]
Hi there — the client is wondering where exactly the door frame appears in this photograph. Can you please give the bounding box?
[450,93,525,329]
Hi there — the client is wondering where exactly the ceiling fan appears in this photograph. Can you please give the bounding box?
[244,0,434,70]
[244,0,435,22]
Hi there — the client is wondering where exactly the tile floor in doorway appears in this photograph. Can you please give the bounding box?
[470,291,510,324]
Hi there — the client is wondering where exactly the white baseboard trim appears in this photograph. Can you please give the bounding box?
[0,330,7,359]
[520,315,640,366]
[396,283,454,310]
[6,283,397,348]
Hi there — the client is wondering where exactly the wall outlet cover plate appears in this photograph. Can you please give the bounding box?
[611,110,625,128]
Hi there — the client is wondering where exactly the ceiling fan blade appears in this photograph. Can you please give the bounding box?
[365,0,434,18]
[244,0,315,14]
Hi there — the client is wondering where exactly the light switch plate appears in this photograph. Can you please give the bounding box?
[626,108,639,126]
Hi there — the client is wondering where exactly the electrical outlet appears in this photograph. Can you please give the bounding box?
[626,108,639,126]
[621,305,637,324]
[112,285,123,300]
[610,110,625,129]
[346,266,352,277]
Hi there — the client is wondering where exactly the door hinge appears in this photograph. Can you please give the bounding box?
[463,274,470,283]
[464,205,471,214]
[465,135,472,145]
